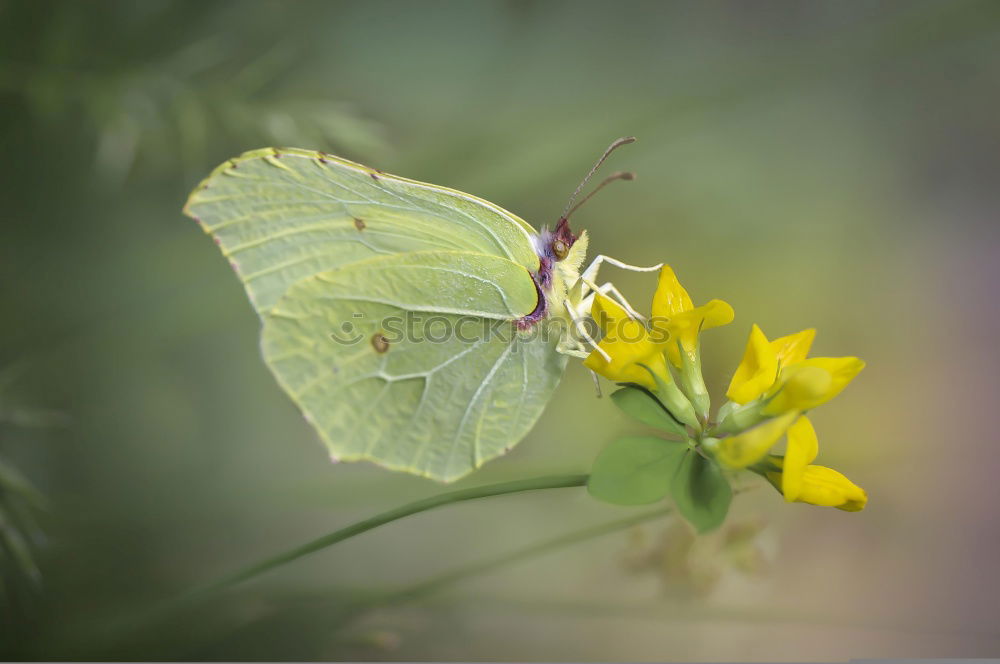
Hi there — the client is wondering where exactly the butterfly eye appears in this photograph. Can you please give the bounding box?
[551,239,569,260]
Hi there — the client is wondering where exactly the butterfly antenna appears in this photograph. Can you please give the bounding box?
[560,136,636,219]
[565,171,635,219]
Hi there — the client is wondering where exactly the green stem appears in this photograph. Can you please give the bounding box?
[189,473,589,598]
[207,506,676,640]
[81,474,590,657]
[364,504,671,609]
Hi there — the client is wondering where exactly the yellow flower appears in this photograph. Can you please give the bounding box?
[778,414,819,500]
[584,294,669,391]
[726,324,778,404]
[651,266,734,368]
[726,325,814,403]
[726,324,864,413]
[765,416,867,511]
[763,357,865,414]
[712,411,798,469]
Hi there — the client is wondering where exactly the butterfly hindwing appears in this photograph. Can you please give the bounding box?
[261,250,567,482]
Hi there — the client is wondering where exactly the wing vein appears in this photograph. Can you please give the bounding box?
[445,340,515,474]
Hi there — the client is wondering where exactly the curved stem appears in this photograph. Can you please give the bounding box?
[190,473,589,598]
[366,504,671,608]
[222,506,675,639]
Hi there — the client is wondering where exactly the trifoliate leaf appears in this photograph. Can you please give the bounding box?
[588,436,687,505]
[610,387,686,437]
[671,451,732,533]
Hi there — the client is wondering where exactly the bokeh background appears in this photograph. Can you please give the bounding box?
[2,0,999,659]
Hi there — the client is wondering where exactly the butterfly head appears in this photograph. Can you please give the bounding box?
[530,219,588,300]
[521,222,588,330]
[532,219,587,286]
[550,217,578,261]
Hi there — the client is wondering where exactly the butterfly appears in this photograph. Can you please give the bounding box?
[183,138,658,481]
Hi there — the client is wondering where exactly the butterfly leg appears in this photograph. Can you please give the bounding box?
[553,334,605,397]
[569,254,661,320]
[571,279,644,326]
[579,254,662,286]
[580,278,646,322]
[561,297,609,361]
[591,369,603,398]
[554,330,590,358]
[555,297,607,398]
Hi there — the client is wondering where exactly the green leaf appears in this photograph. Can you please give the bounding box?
[671,451,732,533]
[609,387,687,437]
[588,436,687,505]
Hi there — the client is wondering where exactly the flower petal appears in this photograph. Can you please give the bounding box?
[726,324,779,405]
[591,293,632,335]
[662,300,736,368]
[584,323,669,391]
[651,265,693,319]
[799,356,865,401]
[796,465,867,511]
[714,411,798,469]
[781,415,819,501]
[763,356,865,414]
[770,328,815,367]
[587,294,678,390]
[585,349,658,390]
[764,365,831,413]
[700,299,735,330]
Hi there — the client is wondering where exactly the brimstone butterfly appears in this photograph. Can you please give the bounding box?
[183,139,655,482]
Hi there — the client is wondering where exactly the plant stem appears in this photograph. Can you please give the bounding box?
[188,473,589,599]
[227,505,675,639]
[363,504,672,608]
[80,474,590,658]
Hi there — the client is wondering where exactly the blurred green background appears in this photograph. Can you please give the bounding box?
[2,0,999,659]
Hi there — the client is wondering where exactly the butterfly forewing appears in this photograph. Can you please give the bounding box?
[184,148,539,313]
